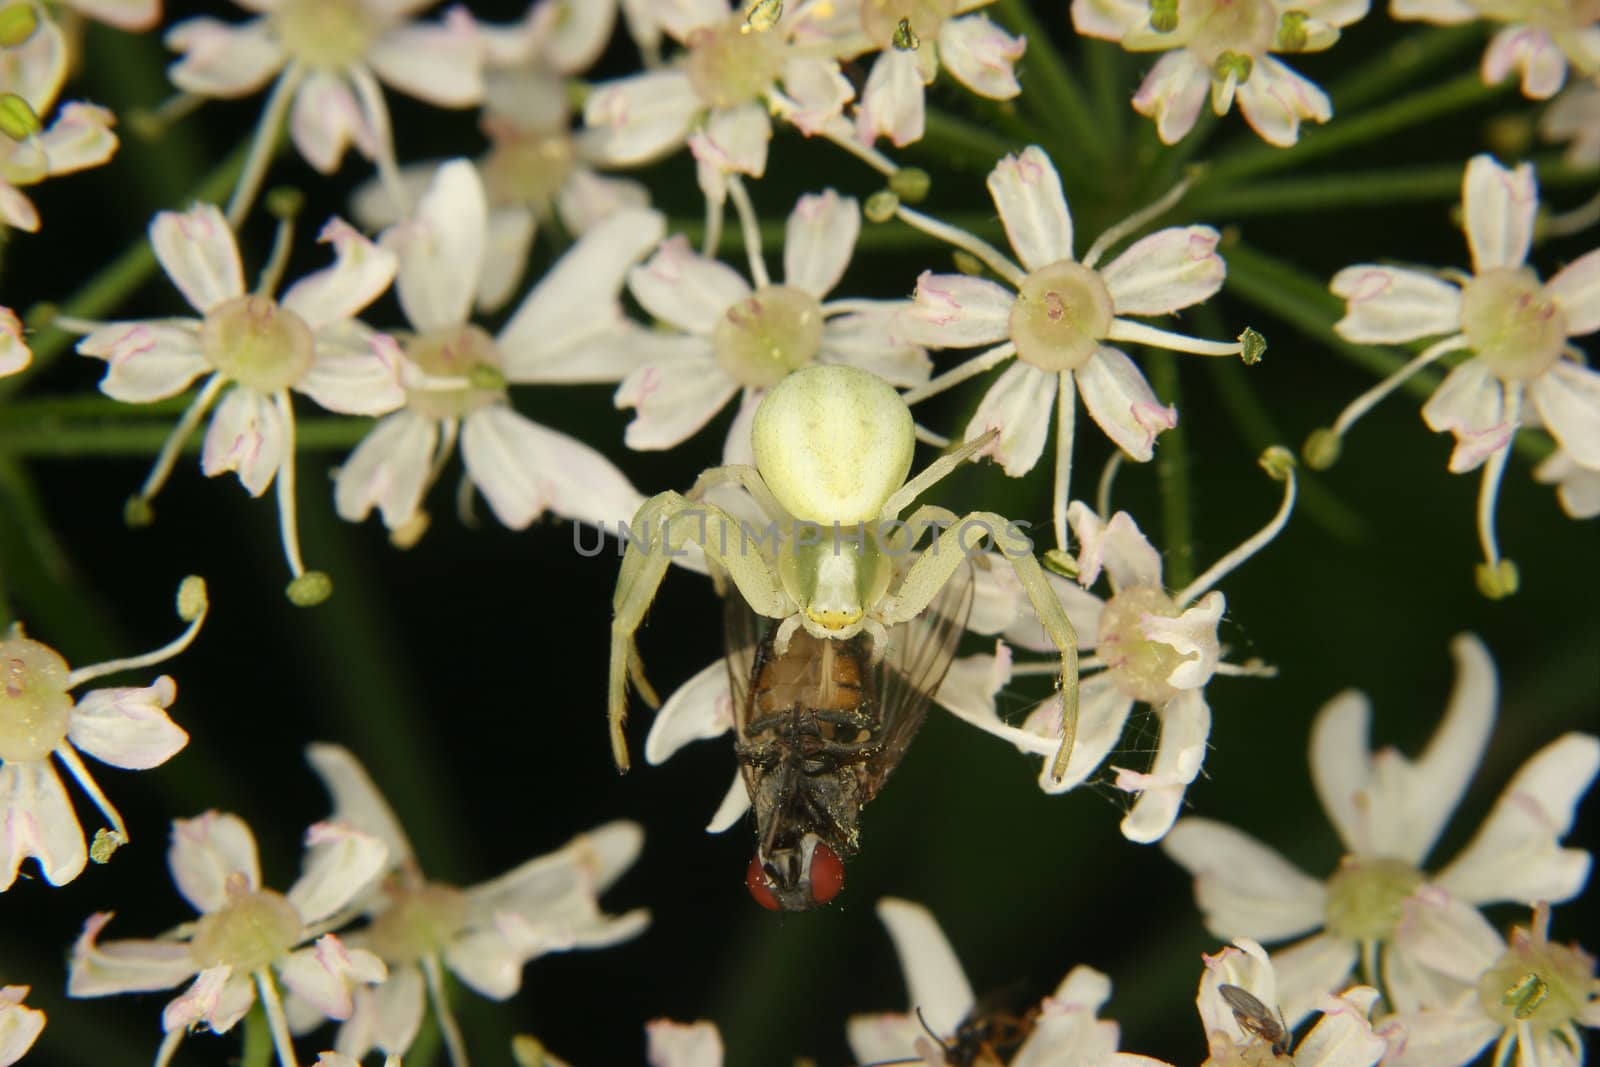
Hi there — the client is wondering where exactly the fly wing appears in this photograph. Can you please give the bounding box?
[722,589,765,782]
[863,557,975,802]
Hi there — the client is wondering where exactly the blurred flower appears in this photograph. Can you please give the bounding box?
[1541,76,1600,165]
[0,986,44,1066]
[894,145,1248,551]
[0,308,28,377]
[0,576,206,889]
[1534,449,1600,519]
[292,743,649,1066]
[616,186,928,462]
[1162,634,1600,1025]
[336,160,658,541]
[1072,0,1367,145]
[645,1019,723,1067]
[69,812,390,1067]
[60,0,160,30]
[1319,154,1600,596]
[1392,0,1598,99]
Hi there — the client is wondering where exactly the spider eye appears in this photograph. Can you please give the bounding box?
[808,841,845,904]
[747,855,780,911]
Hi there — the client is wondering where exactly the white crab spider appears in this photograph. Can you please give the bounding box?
[608,364,1080,778]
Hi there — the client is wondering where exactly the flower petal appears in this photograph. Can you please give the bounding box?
[0,308,28,378]
[39,102,119,176]
[1534,448,1600,519]
[784,190,858,299]
[1162,818,1328,942]
[1116,688,1211,843]
[582,71,700,166]
[1235,56,1332,147]
[304,743,415,873]
[1376,1003,1498,1067]
[0,989,43,1067]
[1529,361,1600,467]
[938,15,1024,99]
[151,203,244,314]
[645,659,735,765]
[300,322,403,415]
[164,18,285,98]
[818,304,931,388]
[1482,26,1569,100]
[366,14,483,107]
[333,410,437,529]
[856,48,925,147]
[988,146,1073,272]
[290,71,378,174]
[201,386,285,496]
[1025,672,1137,792]
[706,772,750,833]
[875,898,975,1035]
[964,360,1056,476]
[614,343,738,451]
[163,966,255,1034]
[1420,359,1511,473]
[0,760,85,889]
[1269,934,1361,1028]
[689,103,770,204]
[1463,154,1538,273]
[382,158,485,333]
[777,55,853,135]
[289,822,389,924]
[896,271,1014,348]
[1101,226,1225,315]
[461,407,644,530]
[282,218,398,331]
[1067,503,1162,592]
[1392,887,1504,985]
[646,1019,723,1067]
[169,811,261,913]
[1331,266,1463,344]
[1132,51,1209,145]
[66,677,186,769]
[1139,591,1223,690]
[78,321,209,403]
[1293,987,1387,1067]
[628,235,749,336]
[1077,346,1175,462]
[1547,248,1600,336]
[277,936,386,1022]
[845,1012,928,1067]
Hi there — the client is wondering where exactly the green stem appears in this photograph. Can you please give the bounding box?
[1084,38,1130,159]
[920,107,1020,169]
[239,1003,274,1067]
[1328,23,1487,114]
[0,411,372,456]
[991,0,1106,168]
[1146,350,1195,591]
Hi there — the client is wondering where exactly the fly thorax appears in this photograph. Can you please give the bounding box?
[712,286,824,390]
[1174,0,1277,64]
[1460,267,1565,382]
[781,534,891,637]
[273,0,377,71]
[366,882,470,964]
[684,16,787,110]
[1323,856,1424,942]
[861,0,958,48]
[1476,932,1594,1033]
[201,294,315,393]
[403,324,506,420]
[480,123,576,214]
[189,882,303,972]
[1010,261,1114,373]
[0,637,72,762]
[1096,584,1186,704]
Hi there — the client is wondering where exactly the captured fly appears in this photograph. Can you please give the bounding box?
[727,561,972,911]
[1218,983,1292,1058]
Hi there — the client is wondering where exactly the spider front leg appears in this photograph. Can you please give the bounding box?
[609,490,794,772]
[883,511,1080,781]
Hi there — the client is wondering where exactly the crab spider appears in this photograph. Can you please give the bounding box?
[608,364,1081,779]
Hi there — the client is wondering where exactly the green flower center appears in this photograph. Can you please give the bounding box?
[861,0,958,47]
[0,637,72,762]
[1178,0,1276,64]
[1324,856,1424,942]
[274,0,376,70]
[1009,261,1114,373]
[403,324,505,420]
[1460,267,1566,382]
[684,16,787,111]
[1095,584,1184,703]
[480,129,576,213]
[366,882,470,964]
[201,295,316,394]
[189,887,303,972]
[712,284,824,389]
[1477,935,1595,1033]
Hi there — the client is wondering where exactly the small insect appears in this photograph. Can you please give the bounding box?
[1501,972,1548,1020]
[892,16,920,50]
[1218,983,1292,1059]
[859,1002,1038,1066]
[742,0,782,32]
[733,558,972,910]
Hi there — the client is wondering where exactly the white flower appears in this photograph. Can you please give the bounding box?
[1381,903,1599,1067]
[616,187,928,462]
[0,309,29,378]
[0,11,118,232]
[76,203,402,598]
[645,1019,724,1067]
[1161,634,1600,1026]
[1320,154,1600,596]
[1392,0,1598,99]
[59,0,160,30]
[1072,0,1367,145]
[894,145,1248,551]
[335,160,658,540]
[1541,76,1600,165]
[0,577,206,890]
[290,743,649,1064]
[1535,448,1600,519]
[69,812,390,1067]
[0,986,45,1067]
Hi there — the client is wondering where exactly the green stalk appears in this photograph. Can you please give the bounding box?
[991,0,1106,167]
[921,107,1021,168]
[1328,24,1487,114]
[239,1004,273,1067]
[1146,350,1194,591]
[0,412,372,456]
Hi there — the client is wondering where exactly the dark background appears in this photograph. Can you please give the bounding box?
[0,2,1595,1064]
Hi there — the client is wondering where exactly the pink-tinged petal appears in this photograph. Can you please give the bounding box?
[646,1019,723,1067]
[645,659,734,765]
[1235,57,1332,147]
[1535,449,1600,519]
[784,189,858,299]
[1294,988,1387,1067]
[1162,818,1329,942]
[200,387,284,496]
[500,207,666,381]
[1269,934,1361,1028]
[896,271,1014,348]
[289,822,389,924]
[654,0,730,41]
[277,937,386,1022]
[1077,346,1175,462]
[162,966,242,1033]
[614,343,739,451]
[1530,361,1600,467]
[333,410,436,529]
[1420,359,1511,472]
[875,898,976,1036]
[1025,673,1138,793]
[1393,888,1504,984]
[1378,1005,1498,1067]
[459,407,635,529]
[1331,265,1463,343]
[1464,154,1538,273]
[1102,226,1225,314]
[300,322,404,416]
[78,320,209,403]
[1483,26,1569,100]
[845,1012,928,1067]
[1197,940,1279,1048]
[1139,591,1223,690]
[627,235,750,336]
[0,308,27,378]
[778,55,853,136]
[290,71,378,174]
[1548,249,1600,336]
[1071,0,1152,38]
[964,360,1056,476]
[937,15,1024,100]
[1382,933,1475,1015]
[1010,968,1120,1067]
[1067,503,1162,591]
[476,205,537,313]
[66,677,186,769]
[1433,732,1599,905]
[381,158,484,332]
[582,71,700,166]
[856,48,925,148]
[1541,79,1600,167]
[304,743,414,873]
[38,103,118,176]
[1391,0,1476,20]
[367,12,483,107]
[818,304,932,388]
[988,146,1074,273]
[151,204,244,314]
[169,812,261,913]
[688,104,771,204]
[554,169,652,237]
[164,18,285,98]
[1133,51,1209,145]
[0,760,85,889]
[1116,688,1210,843]
[0,987,43,1067]
[340,962,424,1057]
[282,217,398,330]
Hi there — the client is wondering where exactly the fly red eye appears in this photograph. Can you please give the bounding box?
[808,841,844,904]
[747,855,780,910]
